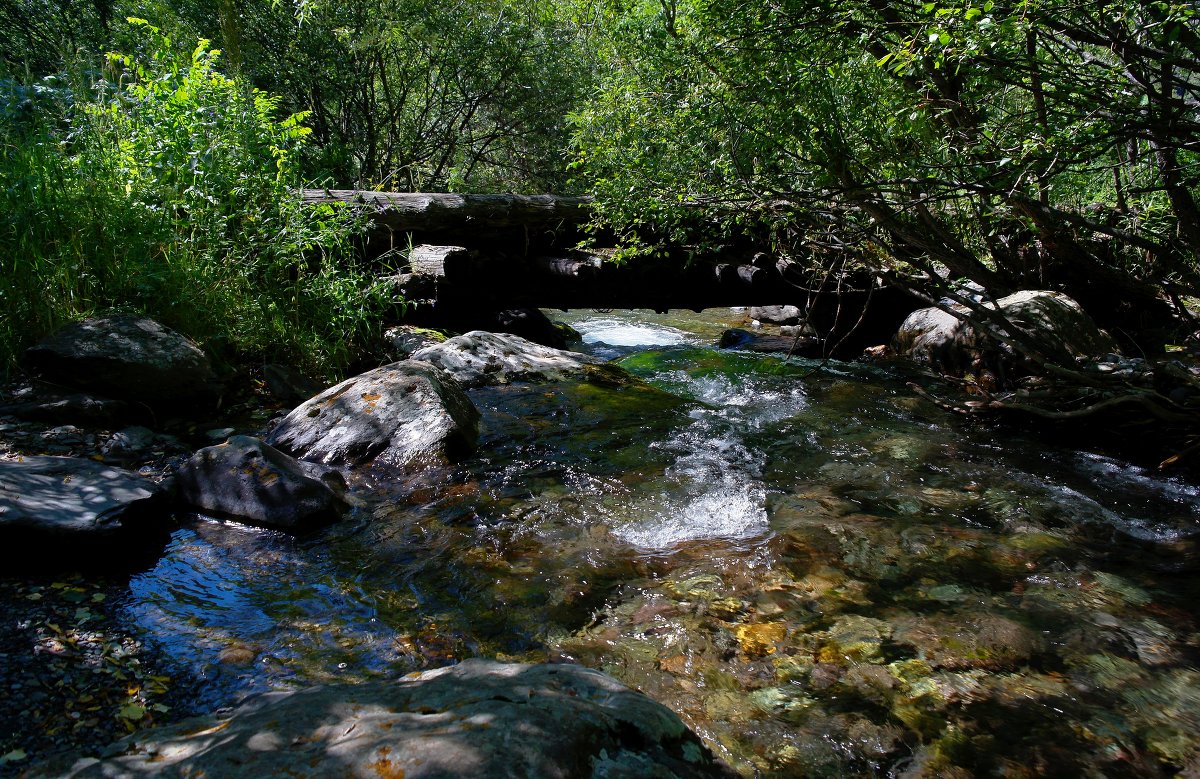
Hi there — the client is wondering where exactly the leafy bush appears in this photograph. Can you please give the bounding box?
[0,18,393,380]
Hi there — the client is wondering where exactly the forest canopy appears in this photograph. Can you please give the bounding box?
[1,0,1198,373]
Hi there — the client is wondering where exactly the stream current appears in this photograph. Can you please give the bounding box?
[122,309,1200,776]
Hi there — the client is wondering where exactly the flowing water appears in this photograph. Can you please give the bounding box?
[119,309,1200,776]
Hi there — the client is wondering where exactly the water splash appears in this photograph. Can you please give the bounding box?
[609,368,808,550]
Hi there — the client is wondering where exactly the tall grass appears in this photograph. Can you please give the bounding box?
[0,19,394,381]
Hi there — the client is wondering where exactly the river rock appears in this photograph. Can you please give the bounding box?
[100,426,165,460]
[23,316,220,408]
[495,307,578,349]
[38,660,736,779]
[890,611,1044,670]
[174,436,347,531]
[383,325,448,360]
[718,328,822,356]
[893,290,1117,375]
[749,305,803,325]
[410,330,607,388]
[0,456,171,546]
[266,361,479,468]
[0,387,136,427]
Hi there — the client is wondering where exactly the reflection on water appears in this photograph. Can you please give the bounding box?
[117,309,1200,776]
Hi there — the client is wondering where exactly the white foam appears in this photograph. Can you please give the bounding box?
[577,318,690,347]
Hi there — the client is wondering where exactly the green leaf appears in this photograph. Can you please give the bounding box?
[0,750,27,763]
[119,703,146,721]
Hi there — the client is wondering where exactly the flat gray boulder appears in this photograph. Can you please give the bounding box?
[39,660,736,778]
[410,330,607,388]
[24,316,220,407]
[893,290,1118,374]
[174,436,347,531]
[266,361,479,468]
[0,456,171,541]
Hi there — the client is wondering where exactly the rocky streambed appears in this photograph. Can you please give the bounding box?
[3,308,1200,777]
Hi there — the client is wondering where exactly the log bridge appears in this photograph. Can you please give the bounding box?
[303,189,920,352]
[304,189,802,309]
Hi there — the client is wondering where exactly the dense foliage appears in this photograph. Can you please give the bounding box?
[1,0,1198,376]
[0,19,390,377]
[572,0,1200,357]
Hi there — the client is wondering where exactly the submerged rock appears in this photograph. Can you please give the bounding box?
[38,660,737,778]
[891,611,1044,670]
[23,315,221,408]
[411,330,613,388]
[174,436,347,531]
[266,361,479,469]
[0,456,171,553]
[893,290,1117,375]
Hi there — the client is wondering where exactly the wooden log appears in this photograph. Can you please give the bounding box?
[408,245,472,279]
[301,190,591,233]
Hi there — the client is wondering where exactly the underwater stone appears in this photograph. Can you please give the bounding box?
[891,612,1044,671]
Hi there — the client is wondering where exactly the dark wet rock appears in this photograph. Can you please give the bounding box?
[100,425,156,457]
[718,328,822,356]
[261,364,326,408]
[749,305,802,325]
[266,361,479,468]
[383,325,448,360]
[23,316,220,409]
[36,660,737,779]
[411,331,611,388]
[174,436,347,531]
[0,456,171,553]
[97,426,186,462]
[0,388,135,427]
[495,307,579,349]
[893,290,1117,375]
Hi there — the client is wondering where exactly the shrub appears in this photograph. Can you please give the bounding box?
[0,19,393,381]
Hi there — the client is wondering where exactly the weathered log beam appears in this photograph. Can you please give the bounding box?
[301,190,591,233]
[408,245,473,279]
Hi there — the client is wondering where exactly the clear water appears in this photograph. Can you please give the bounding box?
[116,309,1200,776]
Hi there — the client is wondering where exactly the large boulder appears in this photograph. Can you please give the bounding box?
[266,362,479,469]
[893,290,1118,375]
[38,660,736,779]
[410,330,608,388]
[0,456,171,552]
[174,436,347,531]
[23,316,220,408]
